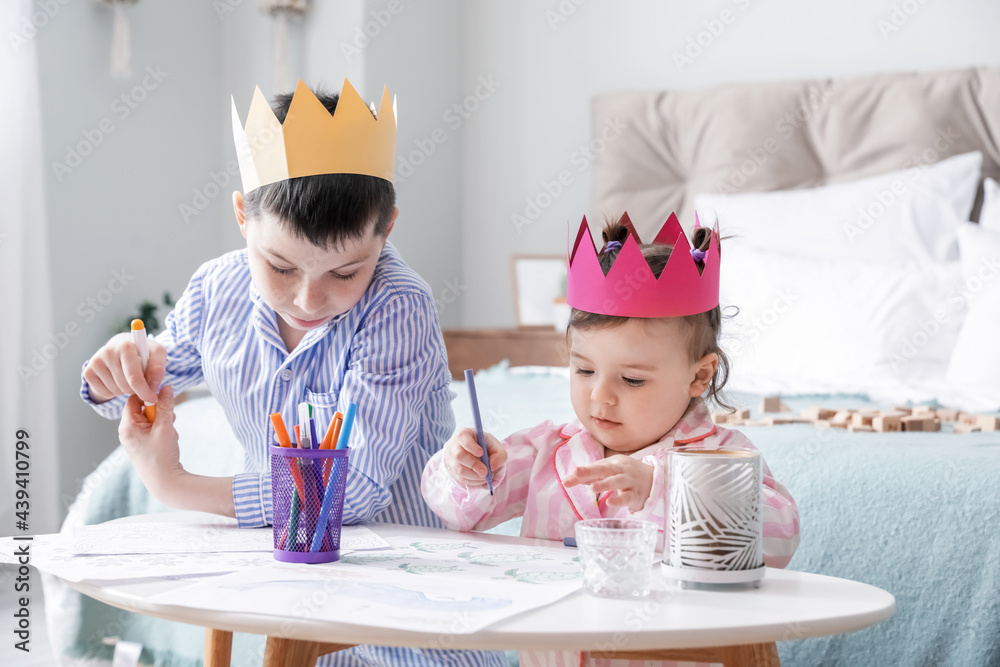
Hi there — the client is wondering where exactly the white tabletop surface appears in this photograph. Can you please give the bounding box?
[61,512,895,652]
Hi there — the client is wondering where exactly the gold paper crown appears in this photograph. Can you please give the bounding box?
[231,79,397,194]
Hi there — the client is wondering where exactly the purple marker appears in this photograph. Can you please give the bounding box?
[464,369,493,495]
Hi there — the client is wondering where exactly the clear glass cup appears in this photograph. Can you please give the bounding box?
[575,518,659,598]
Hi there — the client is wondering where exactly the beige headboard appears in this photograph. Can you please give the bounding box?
[592,67,1000,233]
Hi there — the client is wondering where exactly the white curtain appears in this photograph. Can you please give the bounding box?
[0,0,61,535]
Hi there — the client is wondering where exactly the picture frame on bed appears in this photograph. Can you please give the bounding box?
[510,254,568,329]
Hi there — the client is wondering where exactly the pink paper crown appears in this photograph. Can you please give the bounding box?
[566,212,720,318]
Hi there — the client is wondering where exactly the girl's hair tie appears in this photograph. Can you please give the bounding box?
[603,240,622,254]
[690,247,707,263]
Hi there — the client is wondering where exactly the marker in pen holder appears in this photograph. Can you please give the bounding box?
[270,445,349,564]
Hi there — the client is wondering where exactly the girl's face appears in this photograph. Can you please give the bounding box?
[569,318,716,455]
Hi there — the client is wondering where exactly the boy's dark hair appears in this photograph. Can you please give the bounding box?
[569,215,734,411]
[242,87,396,250]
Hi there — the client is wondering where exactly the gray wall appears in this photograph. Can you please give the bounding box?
[38,0,224,514]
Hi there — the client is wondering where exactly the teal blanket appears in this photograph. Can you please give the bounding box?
[736,395,1000,667]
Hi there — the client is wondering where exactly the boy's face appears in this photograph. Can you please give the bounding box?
[235,193,397,333]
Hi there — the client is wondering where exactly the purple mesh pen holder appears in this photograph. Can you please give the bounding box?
[270,445,350,564]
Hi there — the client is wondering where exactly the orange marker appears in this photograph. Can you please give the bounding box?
[270,413,293,448]
[320,412,344,449]
[320,412,343,485]
[130,320,156,421]
[271,413,306,505]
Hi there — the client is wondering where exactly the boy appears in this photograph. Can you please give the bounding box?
[81,80,505,667]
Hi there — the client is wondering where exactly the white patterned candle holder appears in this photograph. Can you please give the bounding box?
[662,448,766,587]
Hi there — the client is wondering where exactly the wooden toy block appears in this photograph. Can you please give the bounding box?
[712,410,730,424]
[760,396,791,413]
[901,415,936,432]
[831,410,853,425]
[872,415,902,432]
[892,406,913,416]
[744,419,771,427]
[801,407,837,421]
[847,424,874,433]
[851,413,874,427]
[735,408,751,421]
[859,409,881,418]
[912,405,936,417]
[959,413,979,426]
[879,410,907,419]
[953,422,982,434]
[936,409,960,422]
[764,416,810,426]
[976,415,1000,431]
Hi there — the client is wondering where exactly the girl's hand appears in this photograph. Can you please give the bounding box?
[443,427,507,486]
[563,456,654,512]
[118,385,186,503]
[84,332,167,405]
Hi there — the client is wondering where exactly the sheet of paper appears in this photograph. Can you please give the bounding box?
[150,535,583,633]
[71,521,388,555]
[0,524,389,582]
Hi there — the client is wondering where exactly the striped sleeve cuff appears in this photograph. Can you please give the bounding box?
[80,362,127,419]
[233,473,273,528]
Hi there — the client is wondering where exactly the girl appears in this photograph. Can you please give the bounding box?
[421,214,800,666]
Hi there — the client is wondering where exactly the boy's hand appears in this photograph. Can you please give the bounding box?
[563,456,654,512]
[84,332,167,405]
[118,385,185,503]
[443,427,507,486]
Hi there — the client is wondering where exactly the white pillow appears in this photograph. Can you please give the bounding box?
[695,151,982,264]
[979,177,1000,230]
[944,224,1000,407]
[721,249,966,397]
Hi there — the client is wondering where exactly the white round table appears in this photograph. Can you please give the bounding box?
[62,513,895,666]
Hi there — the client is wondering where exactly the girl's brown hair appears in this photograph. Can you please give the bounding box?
[569,215,733,411]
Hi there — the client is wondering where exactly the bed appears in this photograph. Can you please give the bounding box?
[587,64,1000,666]
[44,66,1000,666]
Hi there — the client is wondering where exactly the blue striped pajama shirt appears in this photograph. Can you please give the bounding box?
[81,242,506,667]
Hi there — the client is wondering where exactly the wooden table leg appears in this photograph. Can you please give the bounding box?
[262,636,355,667]
[204,628,233,667]
[588,642,780,666]
[719,642,780,666]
